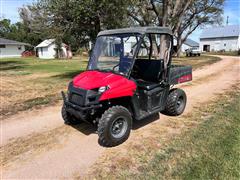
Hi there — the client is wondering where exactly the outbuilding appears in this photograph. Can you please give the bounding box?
[0,38,30,58]
[36,39,72,59]
[173,38,199,54]
[200,25,240,52]
[181,39,199,52]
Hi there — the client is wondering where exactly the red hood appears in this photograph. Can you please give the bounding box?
[73,70,131,90]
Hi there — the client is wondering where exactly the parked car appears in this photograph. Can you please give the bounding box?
[21,50,35,57]
[185,47,201,56]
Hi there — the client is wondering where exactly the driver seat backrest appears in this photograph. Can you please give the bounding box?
[134,59,164,82]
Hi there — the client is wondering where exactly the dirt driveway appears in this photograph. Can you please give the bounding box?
[1,55,239,179]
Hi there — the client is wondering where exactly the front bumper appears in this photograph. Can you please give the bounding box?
[61,91,102,120]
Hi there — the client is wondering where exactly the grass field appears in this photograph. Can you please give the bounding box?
[91,86,240,179]
[173,55,221,69]
[203,51,239,56]
[0,55,221,118]
[134,89,240,179]
[0,57,87,117]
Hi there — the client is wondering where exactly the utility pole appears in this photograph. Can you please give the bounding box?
[226,16,229,26]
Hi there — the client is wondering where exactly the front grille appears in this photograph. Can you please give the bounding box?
[70,93,84,106]
[68,82,100,106]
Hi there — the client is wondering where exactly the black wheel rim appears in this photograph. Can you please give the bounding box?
[111,117,128,139]
[176,96,184,111]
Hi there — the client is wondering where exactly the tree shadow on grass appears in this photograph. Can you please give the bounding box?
[0,60,26,65]
[51,70,84,79]
[0,65,25,71]
[0,60,26,71]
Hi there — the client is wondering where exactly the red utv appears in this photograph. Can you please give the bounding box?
[61,27,192,147]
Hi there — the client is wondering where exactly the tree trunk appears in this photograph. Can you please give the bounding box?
[162,0,169,26]
[95,15,101,38]
[176,30,184,57]
[176,45,182,57]
[55,37,63,59]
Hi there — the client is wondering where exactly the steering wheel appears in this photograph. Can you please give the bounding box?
[113,63,120,71]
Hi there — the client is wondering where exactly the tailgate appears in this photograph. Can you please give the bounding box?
[169,65,192,85]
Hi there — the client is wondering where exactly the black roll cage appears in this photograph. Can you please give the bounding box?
[127,33,173,83]
[88,31,173,83]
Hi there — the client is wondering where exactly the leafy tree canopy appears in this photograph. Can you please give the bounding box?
[0,0,224,54]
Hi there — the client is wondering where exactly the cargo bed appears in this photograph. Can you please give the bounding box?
[169,65,192,85]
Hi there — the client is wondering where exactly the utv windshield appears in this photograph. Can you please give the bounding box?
[88,34,141,75]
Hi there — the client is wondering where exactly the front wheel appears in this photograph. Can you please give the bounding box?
[162,88,187,116]
[98,106,132,147]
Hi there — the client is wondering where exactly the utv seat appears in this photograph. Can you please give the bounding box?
[132,59,165,90]
[136,79,161,90]
[132,59,164,82]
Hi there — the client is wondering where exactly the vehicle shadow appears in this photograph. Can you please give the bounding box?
[69,122,97,135]
[68,113,160,135]
[132,113,160,130]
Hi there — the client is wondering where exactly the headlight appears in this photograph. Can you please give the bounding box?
[98,86,109,93]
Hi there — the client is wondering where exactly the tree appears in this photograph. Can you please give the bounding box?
[0,19,34,48]
[18,4,55,46]
[175,0,224,56]
[3,0,224,56]
[127,0,224,56]
[0,19,12,36]
[19,0,130,52]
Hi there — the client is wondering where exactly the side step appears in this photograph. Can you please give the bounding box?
[136,108,162,121]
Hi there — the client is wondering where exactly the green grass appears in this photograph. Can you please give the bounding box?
[0,57,88,117]
[172,55,221,70]
[203,51,239,56]
[0,55,220,75]
[0,57,87,76]
[0,55,221,117]
[124,90,240,179]
[0,55,220,76]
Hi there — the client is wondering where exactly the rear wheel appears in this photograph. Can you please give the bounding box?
[98,106,132,147]
[162,88,187,116]
[61,105,80,125]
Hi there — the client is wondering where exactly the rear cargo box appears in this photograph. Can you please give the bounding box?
[169,65,192,85]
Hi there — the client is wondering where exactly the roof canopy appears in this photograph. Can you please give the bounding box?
[200,25,240,39]
[0,38,31,46]
[98,26,173,36]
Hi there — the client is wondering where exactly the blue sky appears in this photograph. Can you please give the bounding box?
[0,0,239,42]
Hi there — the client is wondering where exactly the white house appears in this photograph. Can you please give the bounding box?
[0,38,30,58]
[36,39,72,59]
[200,25,240,52]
